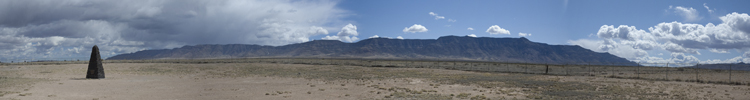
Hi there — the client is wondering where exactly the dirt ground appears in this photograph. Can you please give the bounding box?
[1,62,749,100]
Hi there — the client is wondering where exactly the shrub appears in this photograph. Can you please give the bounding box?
[456,93,471,99]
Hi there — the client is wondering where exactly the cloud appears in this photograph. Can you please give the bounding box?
[486,25,510,35]
[669,53,701,64]
[0,0,350,61]
[368,35,400,39]
[721,12,750,34]
[703,3,714,13]
[701,56,747,64]
[709,49,729,53]
[430,12,457,22]
[518,32,531,37]
[596,25,647,40]
[403,24,428,33]
[669,6,701,22]
[467,27,474,30]
[570,12,750,64]
[563,0,569,12]
[467,34,477,37]
[664,42,700,55]
[630,53,701,66]
[569,39,648,59]
[429,12,445,20]
[369,35,380,38]
[448,19,456,22]
[322,24,359,42]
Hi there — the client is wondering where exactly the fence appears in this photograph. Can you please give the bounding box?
[2,58,748,85]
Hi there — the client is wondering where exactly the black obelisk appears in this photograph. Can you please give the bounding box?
[86,45,105,79]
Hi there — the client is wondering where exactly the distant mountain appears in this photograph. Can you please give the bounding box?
[107,36,638,66]
[688,63,750,71]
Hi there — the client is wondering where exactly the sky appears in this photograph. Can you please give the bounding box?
[0,0,749,66]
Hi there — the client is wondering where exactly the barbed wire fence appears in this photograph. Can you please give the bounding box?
[1,57,748,85]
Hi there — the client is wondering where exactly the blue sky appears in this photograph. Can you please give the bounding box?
[320,0,750,65]
[0,0,749,65]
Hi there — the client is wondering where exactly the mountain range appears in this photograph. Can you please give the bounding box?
[107,36,639,66]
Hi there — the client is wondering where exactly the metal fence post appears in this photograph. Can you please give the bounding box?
[696,66,700,82]
[545,64,549,75]
[636,63,640,78]
[453,61,456,69]
[506,63,509,72]
[665,63,670,80]
[524,65,528,74]
[588,63,592,76]
[565,64,569,75]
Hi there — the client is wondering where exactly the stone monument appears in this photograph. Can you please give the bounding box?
[86,45,105,79]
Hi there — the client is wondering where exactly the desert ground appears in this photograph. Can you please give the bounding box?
[1,59,750,100]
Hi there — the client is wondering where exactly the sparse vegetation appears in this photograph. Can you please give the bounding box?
[456,93,471,99]
[2,58,748,99]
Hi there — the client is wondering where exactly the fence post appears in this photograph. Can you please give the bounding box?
[609,63,614,77]
[565,64,568,75]
[453,61,456,69]
[545,64,549,75]
[695,63,699,82]
[506,63,509,72]
[636,62,640,78]
[524,65,528,74]
[588,63,592,76]
[665,63,670,80]
[729,64,732,83]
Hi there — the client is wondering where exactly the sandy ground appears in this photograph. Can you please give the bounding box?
[1,63,749,100]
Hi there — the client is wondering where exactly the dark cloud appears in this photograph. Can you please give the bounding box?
[0,0,350,61]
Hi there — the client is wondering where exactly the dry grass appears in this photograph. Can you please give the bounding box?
[1,58,749,99]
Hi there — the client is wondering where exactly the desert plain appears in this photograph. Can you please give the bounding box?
[1,59,750,100]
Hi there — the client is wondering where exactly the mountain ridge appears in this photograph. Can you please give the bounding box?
[107,36,638,66]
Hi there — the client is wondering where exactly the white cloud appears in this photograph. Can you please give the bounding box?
[570,12,750,64]
[670,53,701,64]
[467,27,474,30]
[703,3,714,13]
[467,34,477,37]
[669,6,701,22]
[563,0,569,12]
[486,25,510,35]
[569,39,648,59]
[403,24,428,33]
[518,32,531,37]
[701,56,746,64]
[664,42,700,55]
[448,19,456,22]
[709,49,729,53]
[721,12,750,34]
[596,25,648,40]
[631,53,701,66]
[0,0,350,61]
[435,16,445,20]
[369,35,380,38]
[429,12,445,20]
[322,24,359,42]
[396,36,404,39]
